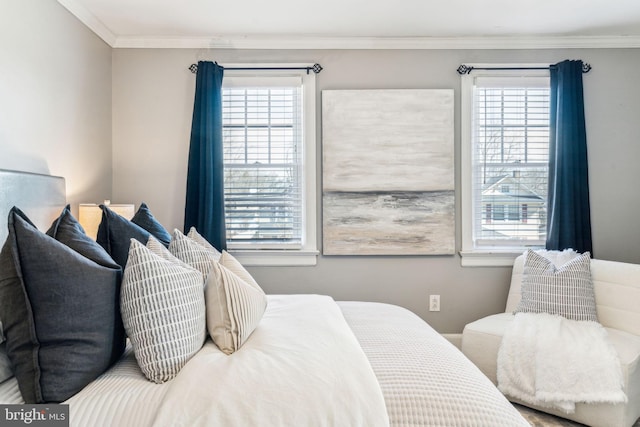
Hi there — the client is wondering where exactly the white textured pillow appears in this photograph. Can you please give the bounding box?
[187,227,220,253]
[515,249,597,321]
[147,235,189,267]
[169,229,221,277]
[206,261,267,355]
[121,239,206,383]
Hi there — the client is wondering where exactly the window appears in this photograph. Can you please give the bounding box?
[221,66,318,266]
[461,66,550,266]
[507,204,520,221]
[493,204,506,221]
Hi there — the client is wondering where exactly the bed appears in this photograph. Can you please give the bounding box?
[0,169,529,426]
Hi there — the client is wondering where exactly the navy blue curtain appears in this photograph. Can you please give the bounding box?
[546,60,592,254]
[184,61,227,250]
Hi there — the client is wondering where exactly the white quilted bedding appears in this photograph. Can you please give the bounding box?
[339,301,529,427]
[0,296,528,426]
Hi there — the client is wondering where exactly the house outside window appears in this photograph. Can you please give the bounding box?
[461,66,550,266]
[221,65,318,266]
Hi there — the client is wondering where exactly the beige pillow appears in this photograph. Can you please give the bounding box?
[219,250,262,291]
[206,261,267,355]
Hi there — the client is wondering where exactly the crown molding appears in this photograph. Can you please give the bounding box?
[112,35,640,50]
[56,1,640,50]
[57,0,116,46]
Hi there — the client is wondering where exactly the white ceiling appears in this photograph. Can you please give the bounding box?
[58,0,640,49]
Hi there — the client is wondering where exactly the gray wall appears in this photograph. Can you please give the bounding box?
[0,0,113,213]
[6,3,638,334]
[111,48,640,333]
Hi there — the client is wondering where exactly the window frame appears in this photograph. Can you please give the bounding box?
[460,65,550,267]
[221,64,318,266]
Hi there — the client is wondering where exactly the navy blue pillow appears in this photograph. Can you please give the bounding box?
[131,202,171,247]
[96,204,150,269]
[0,207,123,403]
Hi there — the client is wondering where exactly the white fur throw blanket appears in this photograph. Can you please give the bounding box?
[497,312,627,413]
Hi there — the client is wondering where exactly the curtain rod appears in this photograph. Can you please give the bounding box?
[188,63,323,74]
[456,63,592,75]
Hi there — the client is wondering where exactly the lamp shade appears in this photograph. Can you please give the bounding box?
[79,202,135,240]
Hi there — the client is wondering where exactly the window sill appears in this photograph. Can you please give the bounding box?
[459,250,526,267]
[228,249,319,267]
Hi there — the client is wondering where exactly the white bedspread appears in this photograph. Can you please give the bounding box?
[51,295,386,427]
[149,294,389,427]
[497,312,627,413]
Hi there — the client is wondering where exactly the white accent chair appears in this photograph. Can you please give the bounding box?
[461,254,640,427]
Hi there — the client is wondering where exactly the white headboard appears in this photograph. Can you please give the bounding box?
[0,169,67,245]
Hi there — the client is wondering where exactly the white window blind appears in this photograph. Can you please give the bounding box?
[471,75,550,248]
[222,82,303,249]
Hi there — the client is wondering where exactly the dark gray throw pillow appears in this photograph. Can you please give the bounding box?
[130,202,171,247]
[47,205,118,268]
[0,207,123,403]
[96,204,150,268]
[46,205,126,365]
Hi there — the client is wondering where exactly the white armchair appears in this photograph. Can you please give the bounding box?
[461,254,640,427]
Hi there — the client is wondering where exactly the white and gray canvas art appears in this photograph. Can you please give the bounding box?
[322,89,455,255]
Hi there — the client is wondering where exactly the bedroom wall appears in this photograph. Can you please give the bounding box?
[0,0,113,213]
[111,47,640,333]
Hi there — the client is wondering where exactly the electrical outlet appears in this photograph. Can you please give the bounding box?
[429,295,440,312]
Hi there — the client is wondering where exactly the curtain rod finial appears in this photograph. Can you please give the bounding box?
[457,64,474,75]
[189,63,198,74]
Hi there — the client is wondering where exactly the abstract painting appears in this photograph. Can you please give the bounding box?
[322,89,454,255]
